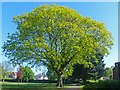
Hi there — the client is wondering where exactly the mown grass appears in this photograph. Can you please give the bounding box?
[1,82,55,89]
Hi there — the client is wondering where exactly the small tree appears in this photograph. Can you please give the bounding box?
[69,53,106,83]
[89,53,106,80]
[1,61,13,82]
[71,64,89,84]
[1,68,9,82]
[105,67,112,78]
[2,5,113,87]
[22,66,34,82]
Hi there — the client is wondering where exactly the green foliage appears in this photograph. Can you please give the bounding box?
[1,68,8,79]
[2,4,113,87]
[0,61,13,81]
[83,80,120,90]
[89,53,106,80]
[94,56,105,79]
[69,53,106,83]
[104,67,112,77]
[21,66,34,81]
[70,64,89,83]
[46,68,57,81]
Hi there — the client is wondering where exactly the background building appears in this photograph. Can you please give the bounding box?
[113,62,120,80]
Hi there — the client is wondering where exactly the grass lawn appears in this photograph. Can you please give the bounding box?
[86,80,98,84]
[0,81,83,90]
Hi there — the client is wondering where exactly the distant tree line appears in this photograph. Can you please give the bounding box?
[0,61,34,82]
[14,65,34,82]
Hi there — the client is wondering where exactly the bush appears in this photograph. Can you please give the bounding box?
[83,80,120,90]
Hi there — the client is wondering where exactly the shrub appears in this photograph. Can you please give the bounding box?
[83,80,120,90]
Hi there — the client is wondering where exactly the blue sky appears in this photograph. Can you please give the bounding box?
[1,0,119,2]
[2,2,118,75]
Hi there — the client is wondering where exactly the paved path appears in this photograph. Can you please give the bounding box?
[63,88,80,90]
[63,86,80,90]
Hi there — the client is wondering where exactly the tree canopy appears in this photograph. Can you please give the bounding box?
[46,67,57,81]
[2,4,113,87]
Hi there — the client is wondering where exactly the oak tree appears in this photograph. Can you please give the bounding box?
[2,4,113,87]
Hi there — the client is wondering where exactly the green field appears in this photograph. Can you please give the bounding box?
[0,82,82,90]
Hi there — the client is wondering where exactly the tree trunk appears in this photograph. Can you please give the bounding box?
[56,74,63,87]
[27,78,28,83]
[2,78,4,82]
[20,79,22,82]
[2,76,5,82]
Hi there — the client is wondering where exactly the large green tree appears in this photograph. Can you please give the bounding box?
[2,5,113,87]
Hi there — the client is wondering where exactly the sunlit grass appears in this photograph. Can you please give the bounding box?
[1,81,83,90]
[1,82,56,89]
[87,80,98,83]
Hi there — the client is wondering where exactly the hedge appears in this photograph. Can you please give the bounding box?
[83,80,120,90]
